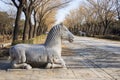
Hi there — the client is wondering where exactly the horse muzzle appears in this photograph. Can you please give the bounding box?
[69,37,74,43]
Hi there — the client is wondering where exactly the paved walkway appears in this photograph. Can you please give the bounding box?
[0,36,120,80]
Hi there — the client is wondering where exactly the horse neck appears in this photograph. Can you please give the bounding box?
[44,33,61,48]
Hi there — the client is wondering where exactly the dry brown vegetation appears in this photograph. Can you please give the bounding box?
[64,0,120,40]
[0,0,72,44]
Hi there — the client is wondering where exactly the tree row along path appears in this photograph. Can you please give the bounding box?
[0,36,120,80]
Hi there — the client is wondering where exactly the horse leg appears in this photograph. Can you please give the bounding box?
[11,53,32,69]
[53,58,66,68]
[46,63,63,69]
[11,61,28,69]
[20,53,32,69]
[46,58,66,69]
[46,63,52,69]
[11,60,32,70]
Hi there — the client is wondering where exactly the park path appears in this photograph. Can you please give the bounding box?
[63,36,120,80]
[0,36,120,80]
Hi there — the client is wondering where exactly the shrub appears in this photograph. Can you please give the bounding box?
[94,35,120,41]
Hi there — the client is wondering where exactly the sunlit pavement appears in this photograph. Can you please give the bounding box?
[0,36,120,80]
[63,36,120,80]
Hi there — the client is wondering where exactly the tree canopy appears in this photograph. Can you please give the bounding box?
[64,0,120,37]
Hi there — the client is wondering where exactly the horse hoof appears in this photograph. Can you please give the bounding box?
[46,63,52,69]
[25,65,32,70]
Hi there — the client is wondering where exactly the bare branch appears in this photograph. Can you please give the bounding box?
[11,0,19,8]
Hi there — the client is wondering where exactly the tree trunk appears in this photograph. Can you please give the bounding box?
[103,20,109,35]
[103,26,107,35]
[22,14,30,41]
[13,5,23,42]
[33,21,37,38]
[33,12,37,38]
[28,16,33,39]
[37,19,42,36]
[22,1,33,40]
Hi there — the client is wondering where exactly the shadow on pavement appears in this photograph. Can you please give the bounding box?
[0,59,11,70]
[70,47,120,69]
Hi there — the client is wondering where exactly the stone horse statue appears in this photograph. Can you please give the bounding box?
[79,31,86,36]
[9,23,74,69]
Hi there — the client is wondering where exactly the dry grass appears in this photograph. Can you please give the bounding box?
[0,36,12,44]
[33,35,47,44]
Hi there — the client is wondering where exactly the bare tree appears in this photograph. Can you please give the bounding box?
[22,0,72,40]
[86,0,115,35]
[22,0,43,40]
[33,0,72,36]
[65,0,117,36]
[115,0,120,20]
[0,11,14,42]
[1,0,73,42]
[11,0,24,42]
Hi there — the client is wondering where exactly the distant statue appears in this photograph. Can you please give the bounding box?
[9,23,74,69]
[79,31,86,36]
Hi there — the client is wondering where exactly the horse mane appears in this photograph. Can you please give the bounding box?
[44,24,61,47]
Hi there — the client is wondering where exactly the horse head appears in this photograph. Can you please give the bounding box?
[60,23,74,43]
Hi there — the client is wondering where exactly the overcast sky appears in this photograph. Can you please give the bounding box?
[0,0,82,23]
[55,0,82,24]
[0,1,14,11]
